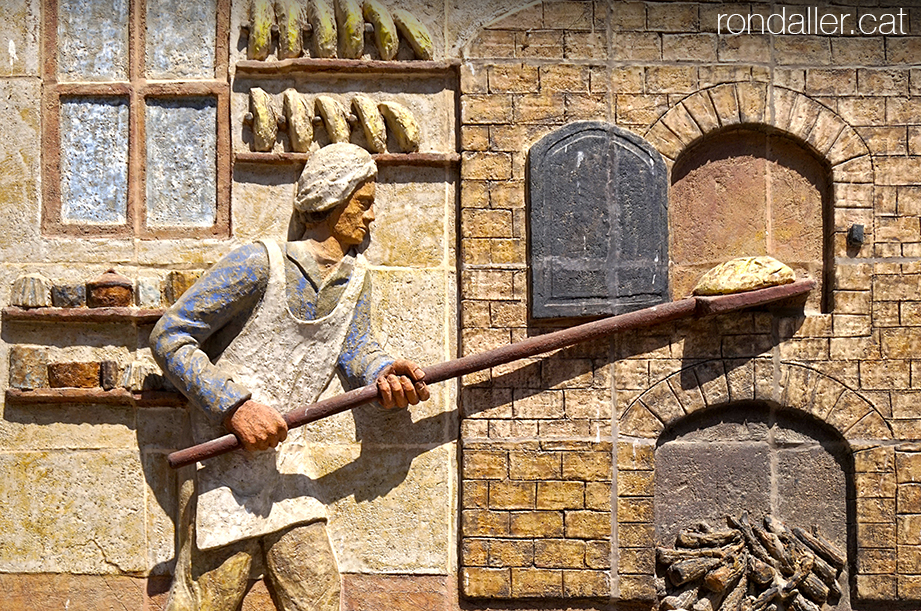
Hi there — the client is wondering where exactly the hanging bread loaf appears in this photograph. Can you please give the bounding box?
[391,9,434,60]
[249,87,278,152]
[335,0,365,58]
[283,89,313,152]
[351,94,387,153]
[378,100,420,152]
[362,0,398,60]
[307,0,337,57]
[315,95,351,143]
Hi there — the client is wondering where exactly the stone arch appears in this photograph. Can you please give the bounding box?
[618,359,892,443]
[643,83,873,180]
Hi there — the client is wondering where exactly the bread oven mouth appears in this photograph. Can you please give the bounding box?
[654,402,853,611]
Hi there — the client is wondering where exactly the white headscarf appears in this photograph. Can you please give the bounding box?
[294,143,377,214]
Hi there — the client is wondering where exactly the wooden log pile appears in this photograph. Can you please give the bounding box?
[657,512,845,611]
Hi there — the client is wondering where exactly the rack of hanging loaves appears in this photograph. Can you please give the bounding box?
[3,269,202,406]
[231,0,458,166]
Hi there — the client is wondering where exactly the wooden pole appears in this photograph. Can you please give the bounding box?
[167,279,814,468]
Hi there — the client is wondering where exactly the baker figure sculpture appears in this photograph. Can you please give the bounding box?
[151,143,429,611]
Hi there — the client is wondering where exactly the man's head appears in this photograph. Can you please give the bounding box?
[294,143,377,222]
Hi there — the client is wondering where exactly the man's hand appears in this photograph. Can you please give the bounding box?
[376,359,430,409]
[224,400,288,452]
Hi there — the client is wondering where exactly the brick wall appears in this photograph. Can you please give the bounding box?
[459,0,921,606]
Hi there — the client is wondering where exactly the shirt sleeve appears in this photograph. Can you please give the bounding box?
[150,243,269,423]
[337,272,394,389]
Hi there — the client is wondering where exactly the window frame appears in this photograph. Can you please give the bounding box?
[41,0,232,239]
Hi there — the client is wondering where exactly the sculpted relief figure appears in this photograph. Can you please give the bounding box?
[151,143,429,611]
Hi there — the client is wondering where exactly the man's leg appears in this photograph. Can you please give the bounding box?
[165,468,258,611]
[263,521,341,611]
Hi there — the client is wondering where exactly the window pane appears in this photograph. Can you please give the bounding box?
[146,0,217,79]
[58,0,129,81]
[145,98,217,227]
[60,98,129,225]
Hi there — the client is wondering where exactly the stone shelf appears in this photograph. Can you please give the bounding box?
[2,306,164,324]
[235,58,460,77]
[5,388,186,407]
[234,151,460,166]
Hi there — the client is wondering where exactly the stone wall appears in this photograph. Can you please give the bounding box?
[4,0,921,609]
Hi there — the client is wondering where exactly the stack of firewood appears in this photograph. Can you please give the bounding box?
[657,512,845,611]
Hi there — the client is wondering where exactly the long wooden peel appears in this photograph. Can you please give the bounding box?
[167,279,815,468]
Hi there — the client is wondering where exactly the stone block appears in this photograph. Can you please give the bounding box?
[0,575,149,610]
[618,497,653,524]
[488,63,539,94]
[900,485,921,514]
[511,568,562,597]
[565,511,610,539]
[898,452,921,483]
[463,509,509,537]
[717,34,770,63]
[617,441,654,470]
[855,446,896,472]
[856,574,897,600]
[462,567,510,598]
[859,522,897,549]
[461,94,512,124]
[47,361,100,388]
[51,283,86,308]
[467,30,515,59]
[535,481,584,510]
[563,389,611,420]
[646,65,697,95]
[663,33,716,61]
[618,403,663,438]
[464,450,508,480]
[900,575,921,600]
[11,273,51,308]
[534,539,586,569]
[585,482,611,512]
[611,32,661,61]
[806,68,857,96]
[460,63,487,94]
[8,345,48,390]
[509,511,563,537]
[489,539,533,568]
[563,570,609,598]
[859,548,898,574]
[489,481,535,510]
[857,471,898,499]
[540,65,590,94]
[898,515,921,545]
[509,451,560,480]
[462,152,512,180]
[618,574,656,601]
[618,470,654,498]
[562,452,611,481]
[515,30,564,59]
[463,481,489,509]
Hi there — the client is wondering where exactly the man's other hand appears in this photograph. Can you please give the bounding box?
[224,400,288,452]
[376,359,430,409]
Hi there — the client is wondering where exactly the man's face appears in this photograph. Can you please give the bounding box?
[328,181,375,246]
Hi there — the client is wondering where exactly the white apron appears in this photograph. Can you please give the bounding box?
[191,239,366,550]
